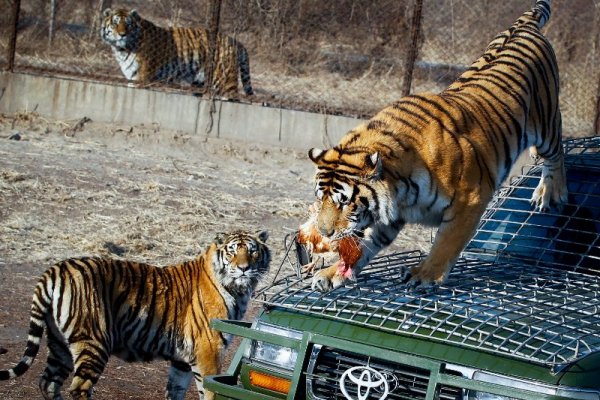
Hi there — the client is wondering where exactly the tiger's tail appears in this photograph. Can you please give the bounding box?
[522,0,552,29]
[237,43,254,96]
[0,276,50,380]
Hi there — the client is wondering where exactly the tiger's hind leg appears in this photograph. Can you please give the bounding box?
[39,322,73,400]
[67,340,109,399]
[530,146,568,211]
[165,360,193,400]
[237,44,254,96]
[530,111,568,211]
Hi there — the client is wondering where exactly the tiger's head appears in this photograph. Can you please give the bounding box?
[213,230,271,294]
[308,147,384,240]
[100,8,142,51]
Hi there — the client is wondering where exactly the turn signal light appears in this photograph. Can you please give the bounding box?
[249,370,291,394]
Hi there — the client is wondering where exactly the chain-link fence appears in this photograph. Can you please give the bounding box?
[2,0,599,135]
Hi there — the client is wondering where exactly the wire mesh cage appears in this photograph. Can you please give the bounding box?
[2,0,599,134]
[466,138,600,271]
[258,136,600,371]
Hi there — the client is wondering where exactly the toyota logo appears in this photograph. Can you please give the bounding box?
[339,365,393,400]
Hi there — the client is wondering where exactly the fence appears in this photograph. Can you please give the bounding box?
[2,0,599,136]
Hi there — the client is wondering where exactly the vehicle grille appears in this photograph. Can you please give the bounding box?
[307,347,462,400]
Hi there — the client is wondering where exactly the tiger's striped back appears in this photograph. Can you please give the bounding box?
[441,0,559,186]
[100,8,254,97]
[0,230,270,399]
[304,0,567,293]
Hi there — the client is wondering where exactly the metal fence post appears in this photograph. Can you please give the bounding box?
[594,13,600,136]
[49,0,57,46]
[206,0,222,96]
[89,0,113,40]
[401,0,423,97]
[6,0,21,72]
[595,78,600,135]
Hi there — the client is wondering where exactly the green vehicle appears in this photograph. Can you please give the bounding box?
[205,136,600,400]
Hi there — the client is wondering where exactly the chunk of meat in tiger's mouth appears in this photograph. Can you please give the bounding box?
[336,235,362,278]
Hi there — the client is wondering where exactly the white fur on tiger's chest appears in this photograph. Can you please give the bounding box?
[112,48,140,81]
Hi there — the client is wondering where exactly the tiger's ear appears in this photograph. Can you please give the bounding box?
[308,148,325,164]
[129,9,141,21]
[256,230,269,243]
[102,8,112,18]
[363,152,382,180]
[214,232,227,245]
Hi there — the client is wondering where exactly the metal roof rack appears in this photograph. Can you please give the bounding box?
[465,138,600,273]
[257,136,600,372]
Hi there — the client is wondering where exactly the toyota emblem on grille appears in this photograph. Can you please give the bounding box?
[339,365,391,400]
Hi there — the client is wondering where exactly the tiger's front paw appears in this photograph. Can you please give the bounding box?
[311,264,347,292]
[402,262,447,290]
[531,175,568,212]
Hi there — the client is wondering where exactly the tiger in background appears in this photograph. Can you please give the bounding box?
[100,8,254,97]
[0,230,270,400]
[301,0,567,292]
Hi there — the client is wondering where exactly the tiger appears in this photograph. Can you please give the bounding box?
[100,8,254,97]
[0,230,270,400]
[302,0,567,293]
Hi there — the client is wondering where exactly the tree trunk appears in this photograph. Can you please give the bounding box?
[49,0,57,46]
[401,0,423,97]
[205,0,222,96]
[6,0,21,71]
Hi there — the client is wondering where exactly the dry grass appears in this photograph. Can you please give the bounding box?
[0,113,311,267]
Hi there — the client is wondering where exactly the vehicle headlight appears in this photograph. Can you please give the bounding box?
[247,322,302,370]
[467,371,600,400]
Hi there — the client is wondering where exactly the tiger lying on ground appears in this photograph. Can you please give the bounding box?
[0,230,270,400]
[100,8,254,97]
[301,0,567,292]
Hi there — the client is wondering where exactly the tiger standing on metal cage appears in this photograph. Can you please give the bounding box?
[100,8,254,97]
[299,0,568,292]
[0,230,270,400]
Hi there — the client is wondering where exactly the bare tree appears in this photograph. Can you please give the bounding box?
[594,3,600,135]
[206,0,222,95]
[48,0,57,46]
[89,0,113,40]
[402,0,423,96]
[6,0,21,72]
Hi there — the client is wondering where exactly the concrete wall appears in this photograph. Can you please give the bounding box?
[0,72,364,149]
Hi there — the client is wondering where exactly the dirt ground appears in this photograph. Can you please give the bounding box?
[0,112,432,399]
